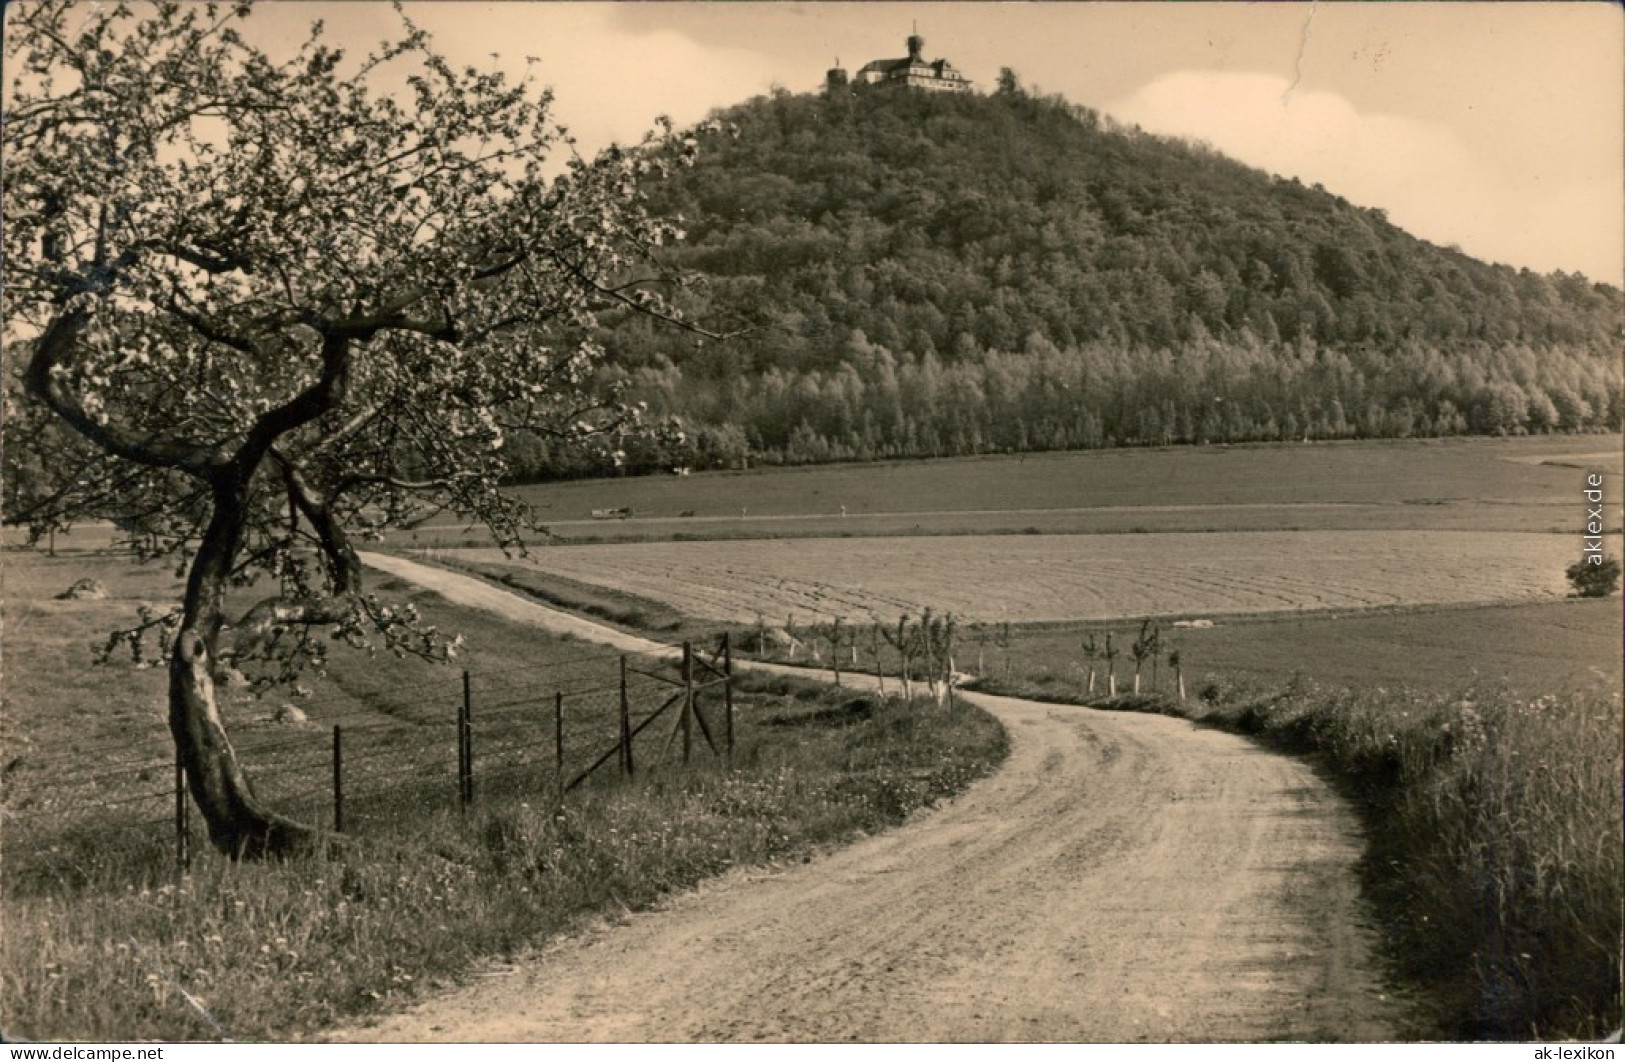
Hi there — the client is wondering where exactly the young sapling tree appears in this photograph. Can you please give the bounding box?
[881,614,919,702]
[968,621,987,675]
[868,620,887,696]
[1080,633,1100,694]
[918,609,940,703]
[1130,620,1160,694]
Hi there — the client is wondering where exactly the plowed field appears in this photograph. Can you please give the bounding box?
[436,529,1609,624]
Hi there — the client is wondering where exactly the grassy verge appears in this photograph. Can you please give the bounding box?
[967,668,1622,1040]
[1,552,1007,1042]
[966,602,1622,699]
[428,554,702,639]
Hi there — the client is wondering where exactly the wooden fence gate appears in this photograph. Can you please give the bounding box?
[564,634,734,793]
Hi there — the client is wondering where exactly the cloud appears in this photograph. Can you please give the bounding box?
[1104,71,1622,284]
[404,6,781,153]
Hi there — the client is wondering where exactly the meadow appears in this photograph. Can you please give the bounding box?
[410,434,1623,544]
[963,599,1622,701]
[30,435,1620,552]
[0,550,1007,1041]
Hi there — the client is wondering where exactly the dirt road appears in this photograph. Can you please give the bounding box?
[341,553,1406,1042]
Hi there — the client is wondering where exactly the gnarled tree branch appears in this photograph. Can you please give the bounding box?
[24,308,227,474]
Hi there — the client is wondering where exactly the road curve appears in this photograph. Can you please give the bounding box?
[339,553,1406,1042]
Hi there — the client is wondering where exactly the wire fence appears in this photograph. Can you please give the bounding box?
[1,637,736,881]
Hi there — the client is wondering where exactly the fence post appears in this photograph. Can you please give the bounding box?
[831,619,842,688]
[174,750,189,873]
[620,656,633,778]
[554,691,565,802]
[681,641,693,765]
[722,632,734,765]
[459,669,473,809]
[332,724,344,833]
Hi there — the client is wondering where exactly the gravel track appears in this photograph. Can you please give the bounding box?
[337,554,1408,1043]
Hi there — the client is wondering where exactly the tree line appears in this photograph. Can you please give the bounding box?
[501,331,1619,476]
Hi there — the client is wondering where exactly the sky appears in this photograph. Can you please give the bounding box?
[63,2,1625,286]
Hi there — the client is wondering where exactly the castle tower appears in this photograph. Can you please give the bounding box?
[826,59,849,93]
[906,32,924,63]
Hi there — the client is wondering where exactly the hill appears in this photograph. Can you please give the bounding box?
[510,84,1622,477]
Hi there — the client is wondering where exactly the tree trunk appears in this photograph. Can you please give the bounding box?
[1087,667,1096,694]
[171,486,315,859]
[1108,668,1117,697]
[1177,668,1186,703]
[1133,666,1142,694]
[171,631,314,858]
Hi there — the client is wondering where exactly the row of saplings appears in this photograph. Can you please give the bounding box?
[745,613,1189,704]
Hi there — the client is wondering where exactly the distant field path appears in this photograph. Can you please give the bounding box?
[431,529,1602,625]
[340,555,1408,1043]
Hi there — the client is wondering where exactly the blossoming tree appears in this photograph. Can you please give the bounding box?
[4,0,723,856]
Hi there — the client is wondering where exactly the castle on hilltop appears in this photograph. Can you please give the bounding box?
[826,32,972,95]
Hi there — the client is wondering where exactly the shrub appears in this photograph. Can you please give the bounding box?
[1565,556,1621,598]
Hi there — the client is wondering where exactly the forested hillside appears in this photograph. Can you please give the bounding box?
[511,83,1621,477]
